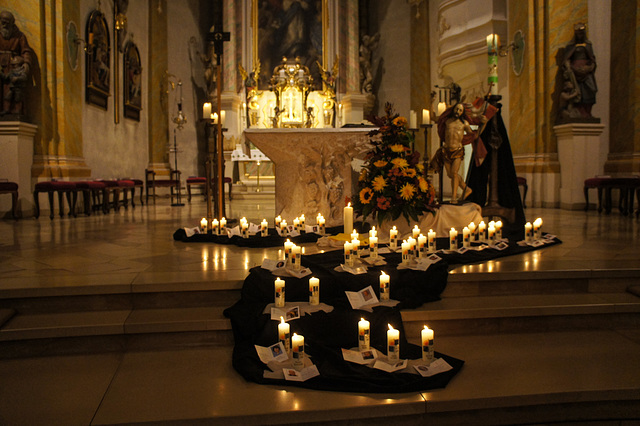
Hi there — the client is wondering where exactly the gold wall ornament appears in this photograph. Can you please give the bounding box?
[269,57,313,128]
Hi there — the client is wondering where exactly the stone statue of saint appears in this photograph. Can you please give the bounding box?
[0,10,33,118]
[359,33,379,95]
[560,22,598,120]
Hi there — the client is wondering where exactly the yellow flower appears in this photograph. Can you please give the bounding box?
[372,175,387,192]
[390,144,405,153]
[359,187,374,204]
[393,117,407,127]
[374,160,388,168]
[416,163,424,172]
[402,168,416,178]
[359,169,368,182]
[400,183,416,200]
[391,158,409,169]
[418,176,430,192]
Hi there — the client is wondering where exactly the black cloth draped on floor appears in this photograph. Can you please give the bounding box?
[223,235,561,393]
[173,226,344,247]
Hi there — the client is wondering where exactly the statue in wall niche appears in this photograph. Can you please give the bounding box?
[359,33,379,95]
[558,22,599,123]
[191,35,217,99]
[0,10,33,119]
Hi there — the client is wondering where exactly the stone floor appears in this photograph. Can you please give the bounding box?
[0,195,639,425]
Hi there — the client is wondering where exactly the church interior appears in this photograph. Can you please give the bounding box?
[1,0,639,424]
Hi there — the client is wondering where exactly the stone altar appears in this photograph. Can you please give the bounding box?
[243,128,372,227]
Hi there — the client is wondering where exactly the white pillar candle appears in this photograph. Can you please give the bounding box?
[343,202,353,235]
[421,325,434,363]
[468,222,477,241]
[401,240,410,265]
[241,218,249,238]
[274,277,285,307]
[220,217,227,233]
[275,215,282,228]
[422,109,430,125]
[261,219,268,237]
[279,316,290,354]
[389,226,398,250]
[488,223,496,244]
[344,241,354,266]
[407,237,417,259]
[317,215,325,234]
[418,234,427,258]
[293,217,300,232]
[387,324,400,362]
[358,318,370,351]
[369,226,377,239]
[449,228,458,250]
[292,333,305,369]
[280,220,288,236]
[203,102,212,118]
[284,239,294,263]
[380,271,390,301]
[211,218,219,235]
[437,101,446,116]
[495,220,503,240]
[428,229,436,253]
[351,229,359,241]
[300,214,305,232]
[309,277,320,305]
[533,217,543,240]
[409,110,417,129]
[478,221,486,242]
[291,245,301,270]
[352,238,360,259]
[200,218,208,233]
[412,225,420,239]
[462,226,470,248]
[525,222,533,242]
[369,236,378,258]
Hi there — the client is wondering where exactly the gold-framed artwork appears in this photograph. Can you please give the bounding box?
[123,41,142,121]
[85,10,110,109]
[252,0,328,91]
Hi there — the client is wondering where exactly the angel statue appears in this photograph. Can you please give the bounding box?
[189,36,216,99]
[316,57,338,99]
[238,61,261,109]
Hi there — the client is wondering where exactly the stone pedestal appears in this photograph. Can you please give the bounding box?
[340,94,369,124]
[554,123,606,210]
[0,121,37,218]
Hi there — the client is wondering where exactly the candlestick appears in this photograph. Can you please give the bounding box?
[274,277,285,307]
[421,325,434,363]
[427,229,436,253]
[279,316,290,354]
[292,333,305,370]
[200,217,208,233]
[449,228,458,250]
[309,277,320,305]
[358,318,370,351]
[387,324,400,362]
[380,271,390,301]
[389,226,398,250]
[344,202,353,235]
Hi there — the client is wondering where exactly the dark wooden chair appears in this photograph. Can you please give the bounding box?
[34,181,78,219]
[0,181,19,219]
[145,169,181,204]
[186,177,233,202]
[76,181,107,215]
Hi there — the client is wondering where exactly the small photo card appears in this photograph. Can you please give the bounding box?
[286,267,312,278]
[373,359,407,373]
[184,227,201,238]
[361,256,387,266]
[413,358,453,377]
[341,348,379,365]
[337,264,369,275]
[544,233,557,240]
[493,241,509,251]
[457,246,469,254]
[261,258,287,272]
[283,365,320,382]
[377,247,392,254]
[255,342,289,364]
[271,306,300,321]
[345,285,379,310]
[228,226,242,237]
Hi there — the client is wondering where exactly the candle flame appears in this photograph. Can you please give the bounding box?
[280,316,285,324]
[347,202,351,207]
[381,271,388,277]
[361,317,365,322]
[388,324,394,331]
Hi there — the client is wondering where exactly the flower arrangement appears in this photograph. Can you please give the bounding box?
[353,103,436,225]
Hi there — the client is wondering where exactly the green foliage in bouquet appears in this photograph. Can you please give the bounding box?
[353,103,437,225]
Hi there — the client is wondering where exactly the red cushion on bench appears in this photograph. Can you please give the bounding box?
[35,181,77,191]
[0,182,18,191]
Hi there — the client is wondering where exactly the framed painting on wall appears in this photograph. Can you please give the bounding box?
[85,10,110,109]
[253,0,327,90]
[123,41,142,121]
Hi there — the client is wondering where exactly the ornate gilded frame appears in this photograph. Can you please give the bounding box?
[123,41,142,121]
[252,0,329,91]
[85,10,111,109]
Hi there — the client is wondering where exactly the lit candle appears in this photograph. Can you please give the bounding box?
[275,215,282,228]
[369,226,377,239]
[478,221,486,242]
[343,202,353,235]
[487,33,499,95]
[437,101,446,116]
[351,238,360,259]
[387,324,400,362]
[412,225,420,239]
[291,245,301,270]
[292,333,305,369]
[293,217,300,232]
[274,277,285,307]
[422,109,430,125]
[317,214,325,234]
[299,214,305,232]
[309,277,320,305]
[344,241,354,266]
[488,222,496,244]
[401,240,410,264]
[280,219,288,236]
[200,217,208,233]
[389,226,398,250]
[261,219,268,237]
[203,102,211,119]
[380,271,390,301]
[351,229,359,241]
[220,110,226,125]
[284,239,294,263]
[468,221,477,241]
[421,325,434,363]
[241,217,249,238]
[449,227,458,250]
[462,226,470,248]
[409,110,417,129]
[533,217,543,240]
[525,222,533,242]
[279,316,290,354]
[369,236,378,258]
[495,220,503,240]
[418,234,427,258]
[211,112,218,124]
[211,218,219,235]
[407,236,417,259]
[358,318,370,351]
[428,229,436,253]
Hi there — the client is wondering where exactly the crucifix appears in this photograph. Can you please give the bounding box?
[205,26,230,222]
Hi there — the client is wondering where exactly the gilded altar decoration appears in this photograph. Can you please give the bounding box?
[85,10,110,109]
[123,41,142,121]
[269,57,313,128]
[354,103,436,225]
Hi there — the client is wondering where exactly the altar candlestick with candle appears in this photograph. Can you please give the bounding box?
[428,229,436,253]
[380,271,390,301]
[309,277,320,305]
[422,109,430,125]
[261,219,268,237]
[292,333,305,370]
[389,226,398,250]
[275,277,285,307]
[343,203,353,235]
[478,221,486,242]
[387,324,400,362]
[418,234,427,258]
[421,325,434,363]
[525,222,533,242]
[279,316,290,354]
[463,227,470,248]
[449,228,458,250]
[200,218,208,234]
[358,318,370,351]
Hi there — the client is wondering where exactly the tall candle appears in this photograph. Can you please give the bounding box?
[488,223,496,244]
[468,221,477,241]
[401,240,410,265]
[284,239,294,262]
[462,226,470,248]
[369,236,378,258]
[422,109,430,125]
[533,217,543,240]
[380,271,390,301]
[317,214,325,234]
[428,229,436,253]
[211,218,219,235]
[412,225,420,238]
[344,202,353,235]
[358,318,370,351]
[203,102,211,119]
[292,333,305,369]
[421,325,434,363]
[274,277,285,307]
[418,234,427,258]
[200,218,208,233]
[478,221,486,242]
[261,219,268,237]
[389,226,398,250]
[278,316,290,354]
[495,220,503,240]
[409,110,417,129]
[344,241,354,266]
[487,33,499,95]
[387,324,400,362]
[291,245,301,270]
[449,228,458,250]
[525,222,533,242]
[437,101,446,116]
[309,277,320,305]
[220,217,227,233]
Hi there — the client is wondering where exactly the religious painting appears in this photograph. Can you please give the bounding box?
[123,41,142,121]
[85,10,110,109]
[254,0,325,91]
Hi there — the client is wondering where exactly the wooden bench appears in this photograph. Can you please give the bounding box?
[584,176,640,215]
[34,181,78,219]
[0,181,19,219]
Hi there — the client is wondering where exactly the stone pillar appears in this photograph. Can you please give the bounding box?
[554,122,605,210]
[0,121,37,217]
